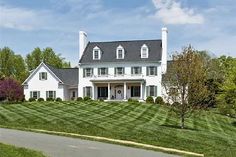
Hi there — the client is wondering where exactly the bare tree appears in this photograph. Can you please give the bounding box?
[162,45,209,129]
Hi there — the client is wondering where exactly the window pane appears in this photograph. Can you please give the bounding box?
[131,86,140,97]
[94,50,99,59]
[150,86,155,96]
[116,67,123,75]
[118,49,123,59]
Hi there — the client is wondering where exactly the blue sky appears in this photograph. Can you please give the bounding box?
[0,0,236,66]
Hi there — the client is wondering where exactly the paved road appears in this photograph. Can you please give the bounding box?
[0,128,179,157]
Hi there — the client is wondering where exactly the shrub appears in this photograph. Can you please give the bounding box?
[28,98,36,102]
[98,98,104,102]
[0,78,24,102]
[128,98,139,103]
[165,102,171,106]
[83,96,91,101]
[155,96,164,105]
[46,97,54,101]
[146,96,154,104]
[76,97,83,101]
[55,97,62,102]
[37,98,44,102]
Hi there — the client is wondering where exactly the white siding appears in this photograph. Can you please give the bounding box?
[24,65,65,100]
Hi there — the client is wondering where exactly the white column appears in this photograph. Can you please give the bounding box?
[124,82,127,100]
[92,83,95,100]
[108,83,110,100]
[140,82,143,100]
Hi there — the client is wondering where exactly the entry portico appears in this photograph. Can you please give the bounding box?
[91,79,145,101]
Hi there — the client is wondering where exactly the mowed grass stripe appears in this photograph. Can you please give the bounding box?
[0,102,236,157]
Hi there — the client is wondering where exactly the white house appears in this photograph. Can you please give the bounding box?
[78,27,168,101]
[23,63,78,100]
[23,27,168,101]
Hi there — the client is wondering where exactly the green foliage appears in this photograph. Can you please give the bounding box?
[128,98,139,103]
[55,97,62,102]
[25,47,71,71]
[155,96,164,105]
[28,98,36,102]
[0,47,27,82]
[217,56,236,117]
[146,96,154,104]
[37,98,44,102]
[163,46,209,129]
[46,97,54,101]
[83,96,91,101]
[76,97,83,101]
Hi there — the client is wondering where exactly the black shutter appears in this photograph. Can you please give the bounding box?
[146,67,149,76]
[83,69,85,77]
[131,67,134,75]
[155,67,157,75]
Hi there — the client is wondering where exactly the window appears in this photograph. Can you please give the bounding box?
[141,44,149,58]
[83,68,93,77]
[72,91,76,98]
[39,72,47,80]
[115,67,124,76]
[131,67,142,75]
[116,45,124,59]
[30,91,40,99]
[93,46,101,60]
[98,87,108,98]
[146,66,157,76]
[131,86,140,97]
[146,86,157,97]
[46,91,56,99]
[83,86,92,97]
[98,68,108,76]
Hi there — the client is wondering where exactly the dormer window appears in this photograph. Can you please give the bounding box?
[116,45,124,59]
[93,46,101,60]
[141,44,149,58]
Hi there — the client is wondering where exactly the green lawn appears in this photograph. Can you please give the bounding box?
[0,101,235,157]
[0,143,46,157]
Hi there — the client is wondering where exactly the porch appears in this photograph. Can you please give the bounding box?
[91,80,145,101]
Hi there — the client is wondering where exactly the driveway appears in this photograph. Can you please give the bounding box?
[0,128,179,157]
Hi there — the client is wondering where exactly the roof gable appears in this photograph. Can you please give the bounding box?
[23,62,78,86]
[79,39,162,64]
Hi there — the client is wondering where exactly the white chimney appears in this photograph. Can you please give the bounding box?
[79,31,88,60]
[161,27,168,74]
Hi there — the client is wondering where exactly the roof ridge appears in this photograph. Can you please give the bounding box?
[90,39,162,43]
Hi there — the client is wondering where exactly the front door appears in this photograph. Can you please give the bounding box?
[115,87,123,100]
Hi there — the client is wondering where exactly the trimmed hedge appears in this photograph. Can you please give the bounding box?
[46,97,54,101]
[28,98,36,102]
[37,98,44,102]
[76,97,83,101]
[55,97,62,102]
[146,96,154,104]
[155,96,164,105]
[83,96,91,101]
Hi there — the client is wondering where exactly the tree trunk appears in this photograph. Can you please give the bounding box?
[181,114,185,129]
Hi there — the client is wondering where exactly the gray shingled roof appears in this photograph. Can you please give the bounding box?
[79,40,162,63]
[45,63,78,85]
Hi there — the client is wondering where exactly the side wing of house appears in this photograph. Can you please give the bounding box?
[23,63,65,100]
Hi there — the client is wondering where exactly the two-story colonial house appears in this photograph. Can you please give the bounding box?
[78,27,168,101]
[23,28,168,101]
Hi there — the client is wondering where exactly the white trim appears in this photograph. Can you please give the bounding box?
[22,62,63,85]
[93,46,101,60]
[116,45,124,59]
[141,44,149,58]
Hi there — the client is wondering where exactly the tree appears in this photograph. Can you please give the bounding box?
[0,47,27,82]
[217,56,236,117]
[0,78,24,102]
[163,45,209,129]
[25,47,71,71]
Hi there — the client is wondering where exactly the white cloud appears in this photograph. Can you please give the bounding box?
[152,0,204,24]
[0,5,45,30]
